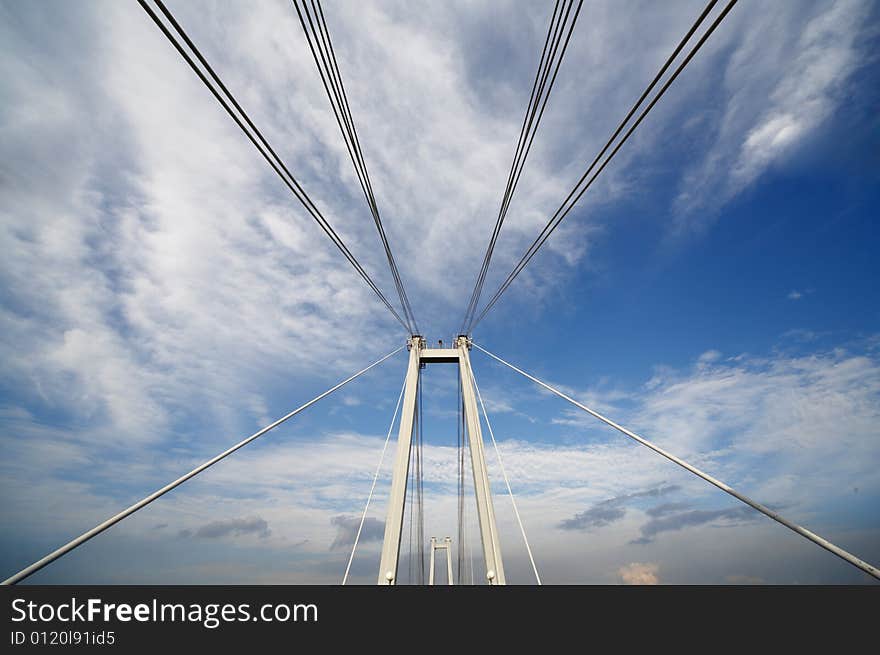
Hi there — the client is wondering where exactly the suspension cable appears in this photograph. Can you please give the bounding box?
[3,345,404,585]
[315,0,418,334]
[461,0,582,334]
[293,0,419,334]
[138,0,410,332]
[342,374,407,584]
[470,371,542,584]
[461,0,564,332]
[470,0,735,332]
[472,341,880,581]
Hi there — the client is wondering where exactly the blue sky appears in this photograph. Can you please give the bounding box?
[1,0,878,585]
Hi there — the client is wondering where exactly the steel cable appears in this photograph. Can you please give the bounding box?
[462,0,583,334]
[470,0,734,331]
[138,0,410,332]
[342,373,407,584]
[293,0,419,334]
[473,341,880,582]
[3,344,404,585]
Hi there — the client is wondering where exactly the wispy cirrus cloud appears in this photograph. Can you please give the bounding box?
[1,0,872,466]
[672,0,873,230]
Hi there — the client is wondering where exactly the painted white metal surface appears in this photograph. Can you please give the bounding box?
[376,339,506,585]
[444,536,453,585]
[377,336,423,584]
[457,336,506,585]
[419,348,460,363]
[429,537,454,585]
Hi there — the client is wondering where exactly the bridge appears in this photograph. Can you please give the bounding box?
[4,0,878,585]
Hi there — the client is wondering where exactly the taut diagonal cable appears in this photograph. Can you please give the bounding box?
[470,369,542,584]
[3,345,404,585]
[138,0,409,332]
[472,341,880,582]
[294,0,419,334]
[342,373,407,584]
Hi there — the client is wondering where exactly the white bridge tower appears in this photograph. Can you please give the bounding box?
[377,336,506,585]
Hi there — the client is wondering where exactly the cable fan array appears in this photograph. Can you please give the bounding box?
[293,0,419,335]
[138,0,416,332]
[465,0,737,331]
[10,0,876,589]
[461,0,583,335]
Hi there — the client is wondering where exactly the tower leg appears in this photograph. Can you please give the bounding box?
[429,537,436,585]
[457,336,506,585]
[444,536,454,585]
[377,336,423,585]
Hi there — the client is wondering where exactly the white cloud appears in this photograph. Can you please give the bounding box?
[618,562,659,585]
[2,1,871,450]
[1,1,877,585]
[544,342,880,521]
